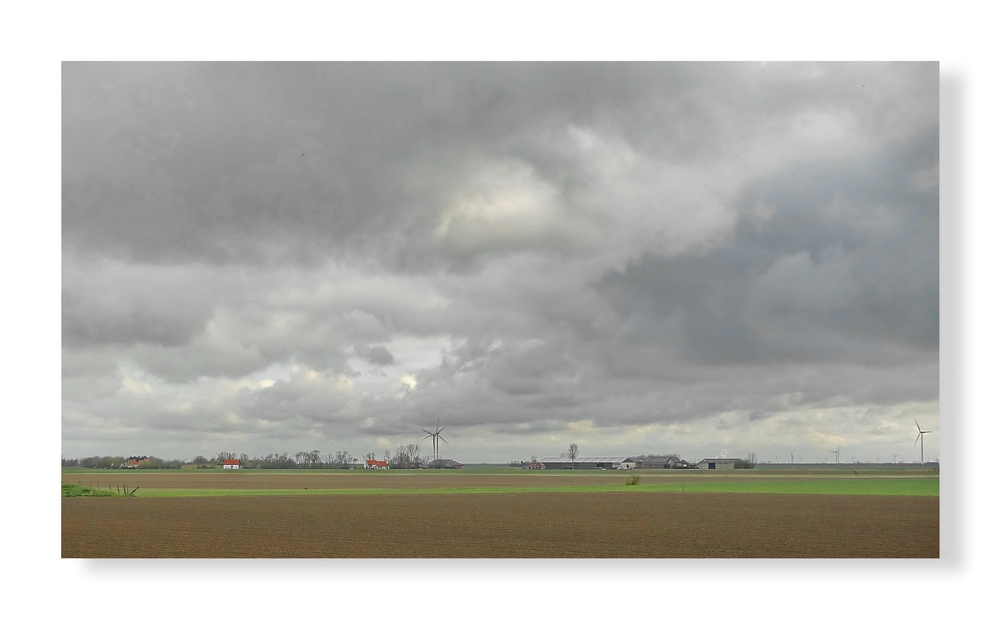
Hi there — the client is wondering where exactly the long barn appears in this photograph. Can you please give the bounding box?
[697,458,740,470]
[539,456,635,470]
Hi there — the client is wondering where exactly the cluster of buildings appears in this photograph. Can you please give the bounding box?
[119,456,153,469]
[178,454,741,472]
[525,455,742,471]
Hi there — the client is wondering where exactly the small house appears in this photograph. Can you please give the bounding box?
[364,459,389,470]
[222,459,241,470]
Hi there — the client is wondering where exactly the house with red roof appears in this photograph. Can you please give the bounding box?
[222,459,241,470]
[364,459,389,470]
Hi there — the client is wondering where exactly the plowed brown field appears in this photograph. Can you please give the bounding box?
[62,492,938,558]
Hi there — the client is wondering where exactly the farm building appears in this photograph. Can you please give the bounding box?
[697,458,740,470]
[364,459,389,470]
[222,459,241,470]
[540,456,635,470]
[633,454,691,469]
[120,456,152,469]
[428,459,465,469]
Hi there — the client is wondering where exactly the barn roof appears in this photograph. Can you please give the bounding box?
[540,456,634,464]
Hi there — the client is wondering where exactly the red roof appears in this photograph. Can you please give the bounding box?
[366,459,388,467]
[223,459,241,465]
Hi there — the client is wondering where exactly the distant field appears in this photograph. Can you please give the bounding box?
[61,468,939,558]
[61,468,939,497]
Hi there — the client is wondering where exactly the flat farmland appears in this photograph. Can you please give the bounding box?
[63,470,632,490]
[61,469,939,558]
[62,492,938,558]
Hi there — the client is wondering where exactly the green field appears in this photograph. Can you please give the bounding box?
[61,466,938,498]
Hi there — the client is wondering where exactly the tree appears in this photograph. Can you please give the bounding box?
[568,443,579,469]
[735,453,758,469]
[391,444,423,469]
[333,450,352,469]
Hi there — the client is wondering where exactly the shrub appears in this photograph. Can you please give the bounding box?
[62,484,116,497]
[625,474,642,486]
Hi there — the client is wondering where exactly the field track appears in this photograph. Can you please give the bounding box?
[62,492,938,558]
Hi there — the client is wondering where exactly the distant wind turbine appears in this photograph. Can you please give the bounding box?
[831,447,841,464]
[421,418,448,461]
[914,419,933,463]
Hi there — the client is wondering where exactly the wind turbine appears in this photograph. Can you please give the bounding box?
[831,447,841,464]
[891,453,899,464]
[914,419,933,463]
[421,418,448,461]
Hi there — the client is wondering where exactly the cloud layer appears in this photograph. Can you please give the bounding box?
[62,62,939,463]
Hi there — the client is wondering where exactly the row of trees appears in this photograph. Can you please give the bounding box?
[64,455,187,469]
[63,444,433,470]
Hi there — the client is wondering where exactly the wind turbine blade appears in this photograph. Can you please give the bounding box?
[914,434,920,447]
[439,435,448,444]
[915,419,922,432]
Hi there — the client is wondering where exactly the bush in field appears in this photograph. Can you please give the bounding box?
[625,474,642,486]
[62,484,116,497]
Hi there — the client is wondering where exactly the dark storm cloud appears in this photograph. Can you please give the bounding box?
[594,128,938,366]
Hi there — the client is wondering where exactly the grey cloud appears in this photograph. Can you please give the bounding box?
[354,344,395,366]
[594,128,938,367]
[63,63,937,272]
[62,261,218,348]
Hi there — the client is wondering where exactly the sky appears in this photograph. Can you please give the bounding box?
[61,61,940,464]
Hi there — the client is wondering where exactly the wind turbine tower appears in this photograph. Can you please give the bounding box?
[914,419,933,463]
[421,418,448,461]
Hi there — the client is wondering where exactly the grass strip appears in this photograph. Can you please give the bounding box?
[134,478,937,498]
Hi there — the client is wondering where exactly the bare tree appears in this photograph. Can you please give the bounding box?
[334,450,352,469]
[568,443,579,469]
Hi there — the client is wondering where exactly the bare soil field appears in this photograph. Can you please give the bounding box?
[62,492,938,558]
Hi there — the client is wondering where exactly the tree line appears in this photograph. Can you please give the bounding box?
[63,443,434,470]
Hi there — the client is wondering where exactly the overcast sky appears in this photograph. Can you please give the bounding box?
[61,62,939,464]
